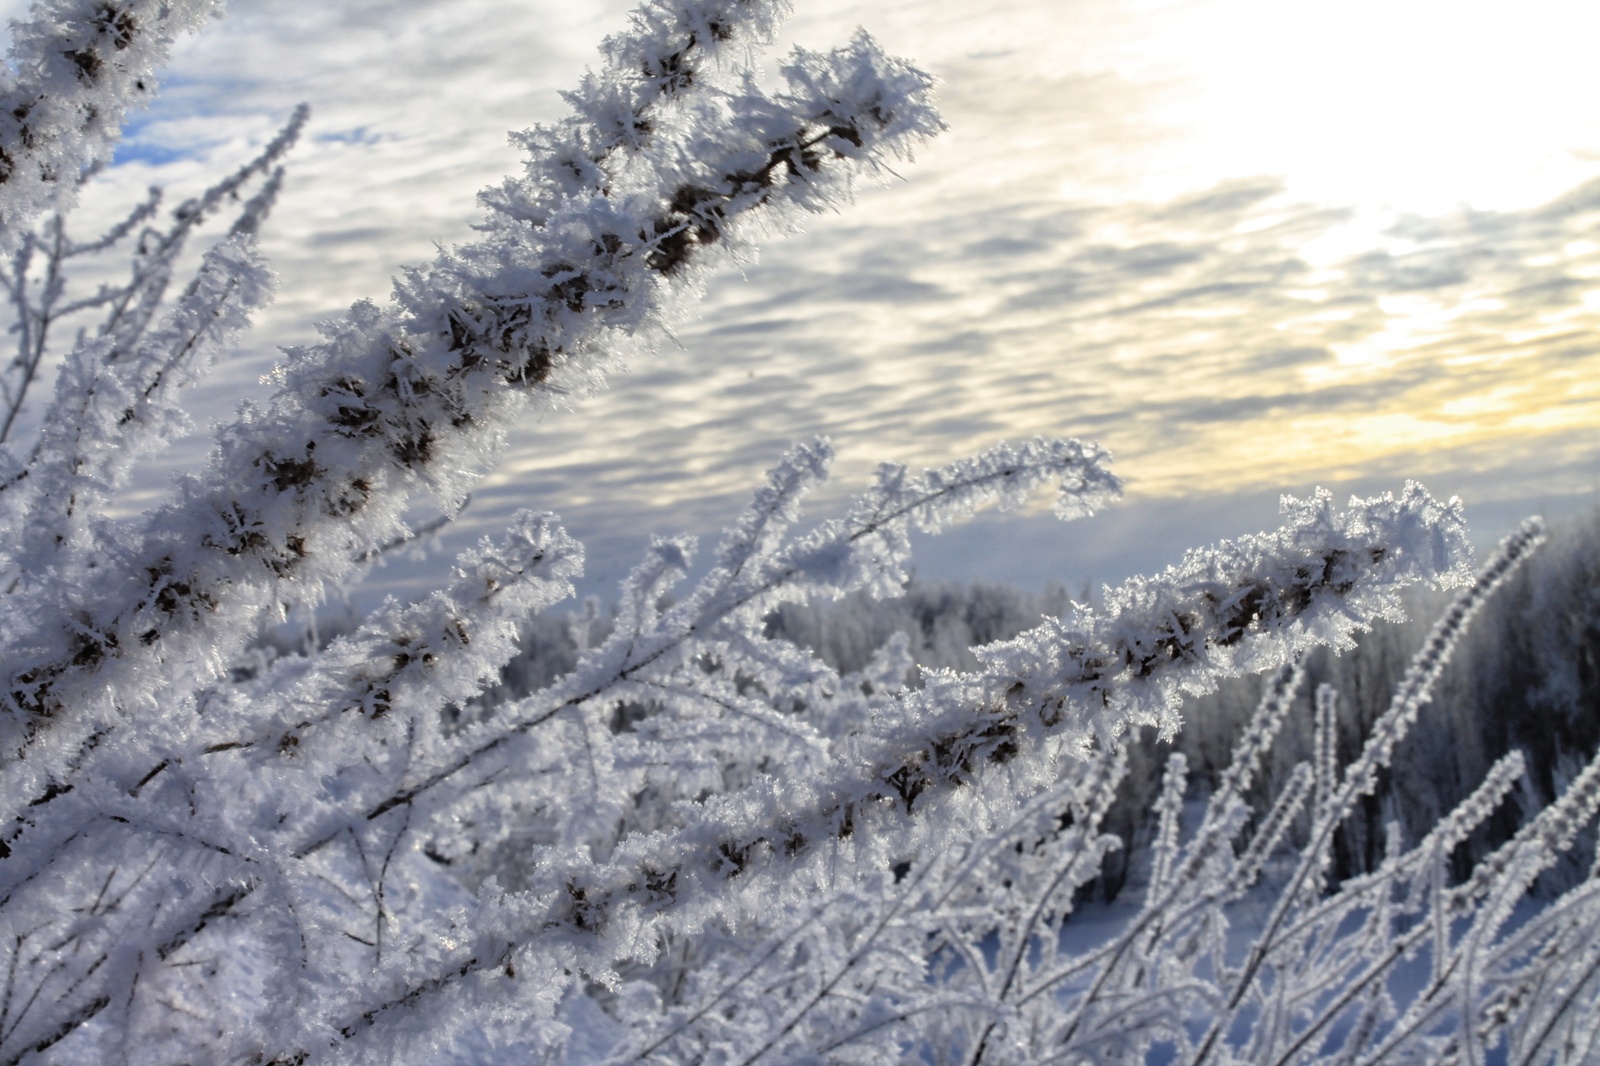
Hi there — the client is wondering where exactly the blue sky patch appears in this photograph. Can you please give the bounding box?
[111,140,204,167]
[109,113,210,168]
[315,126,380,146]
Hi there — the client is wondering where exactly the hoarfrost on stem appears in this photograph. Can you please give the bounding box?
[0,2,1593,1065]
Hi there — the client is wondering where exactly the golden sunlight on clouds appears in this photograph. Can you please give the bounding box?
[6,0,1595,595]
[674,166,1600,507]
[731,0,1600,517]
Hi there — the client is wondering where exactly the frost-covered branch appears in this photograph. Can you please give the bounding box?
[0,510,584,1064]
[0,102,302,465]
[0,1,1593,1063]
[0,0,222,243]
[0,103,302,574]
[90,101,305,366]
[1187,518,1548,1066]
[583,519,1592,1066]
[5,232,275,566]
[0,6,941,805]
[296,485,1468,1059]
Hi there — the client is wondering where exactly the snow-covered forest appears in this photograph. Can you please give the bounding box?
[0,1,1596,1064]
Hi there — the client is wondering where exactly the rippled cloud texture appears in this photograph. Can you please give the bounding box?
[5,0,1599,599]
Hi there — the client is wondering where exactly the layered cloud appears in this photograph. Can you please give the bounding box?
[2,0,1596,602]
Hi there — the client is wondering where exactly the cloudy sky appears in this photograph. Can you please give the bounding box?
[6,0,1600,604]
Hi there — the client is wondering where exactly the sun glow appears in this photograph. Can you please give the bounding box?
[1131,0,1600,214]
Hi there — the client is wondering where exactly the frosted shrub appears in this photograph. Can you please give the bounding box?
[0,2,1594,1064]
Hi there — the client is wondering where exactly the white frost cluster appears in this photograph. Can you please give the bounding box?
[0,3,1594,1065]
[0,0,223,243]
